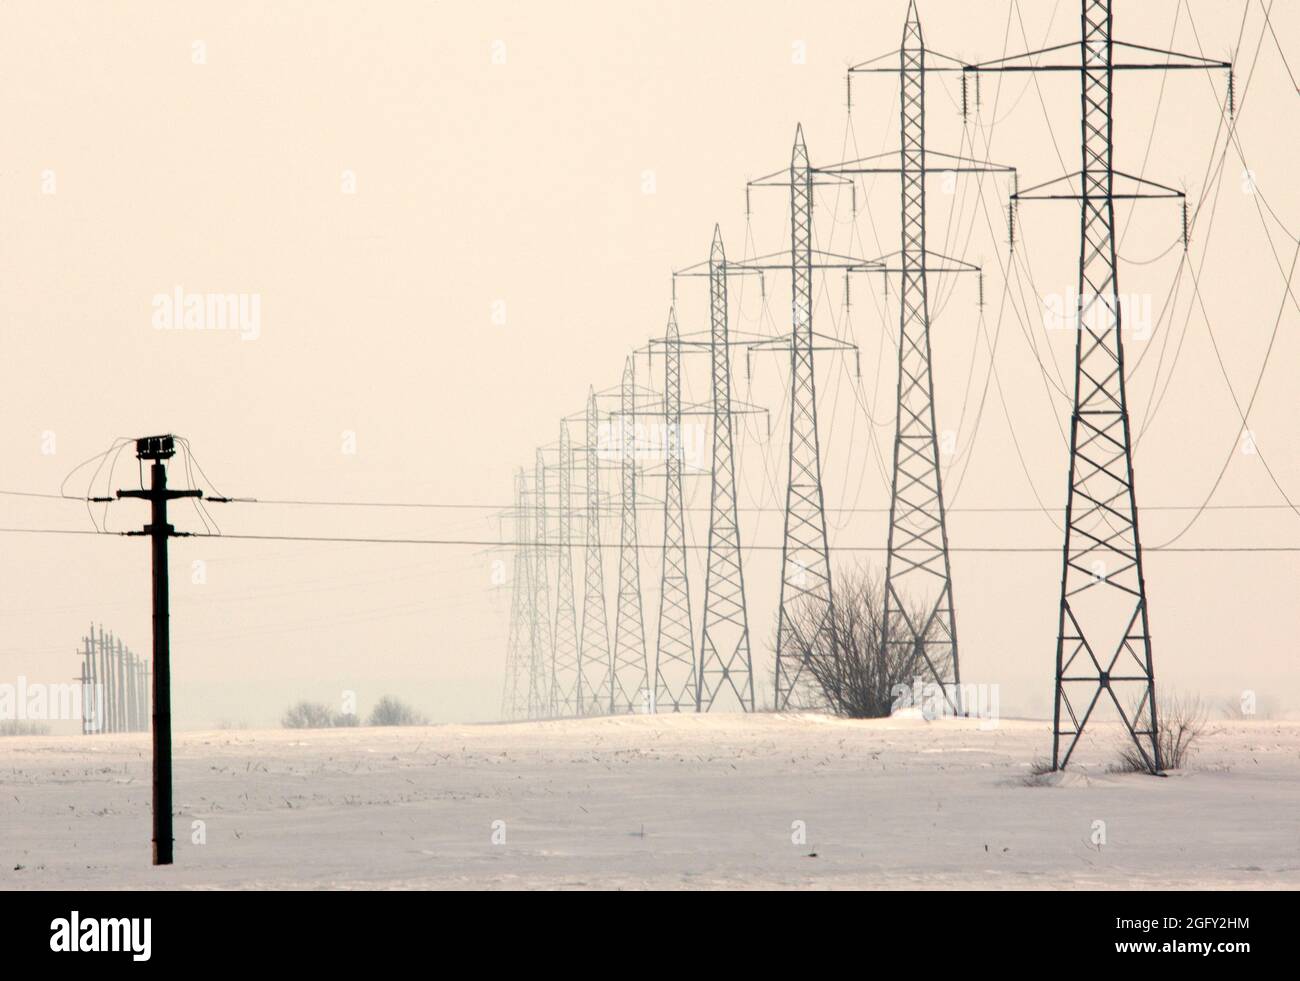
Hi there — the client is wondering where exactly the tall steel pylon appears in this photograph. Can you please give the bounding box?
[611,355,650,712]
[882,4,960,710]
[528,449,553,718]
[551,422,581,716]
[500,468,532,721]
[840,1,1014,714]
[773,125,837,709]
[697,227,754,712]
[744,132,873,709]
[963,0,1228,770]
[578,386,612,715]
[653,307,697,712]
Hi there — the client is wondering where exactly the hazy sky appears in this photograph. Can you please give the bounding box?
[1,0,1296,730]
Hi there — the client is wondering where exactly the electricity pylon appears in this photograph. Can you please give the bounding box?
[963,0,1229,770]
[635,306,767,712]
[745,125,871,709]
[842,0,1014,714]
[499,469,532,721]
[528,450,553,718]
[552,423,582,716]
[653,308,696,712]
[697,227,753,712]
[578,386,612,715]
[611,355,651,712]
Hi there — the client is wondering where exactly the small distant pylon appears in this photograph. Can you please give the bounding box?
[500,468,532,721]
[697,226,754,712]
[611,356,650,712]
[653,307,697,712]
[528,449,554,718]
[551,422,581,716]
[578,386,612,715]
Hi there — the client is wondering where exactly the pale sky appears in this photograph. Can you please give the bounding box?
[1,0,1296,731]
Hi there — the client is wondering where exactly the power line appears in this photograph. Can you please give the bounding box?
[0,525,1292,553]
[1,487,1291,516]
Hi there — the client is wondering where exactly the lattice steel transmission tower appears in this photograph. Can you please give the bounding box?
[611,355,650,712]
[528,449,553,718]
[744,126,866,709]
[551,422,582,716]
[697,227,753,712]
[578,386,612,715]
[842,1,1013,715]
[500,468,532,721]
[884,4,958,711]
[964,0,1229,770]
[652,307,696,712]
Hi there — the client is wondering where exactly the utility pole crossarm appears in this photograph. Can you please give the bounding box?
[962,40,1230,73]
[1014,171,1185,201]
[817,148,1016,176]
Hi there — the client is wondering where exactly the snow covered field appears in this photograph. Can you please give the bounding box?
[2,714,1297,890]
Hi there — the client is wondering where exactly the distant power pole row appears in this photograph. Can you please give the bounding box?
[77,623,148,735]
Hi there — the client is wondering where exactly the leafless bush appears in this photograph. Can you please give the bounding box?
[281,700,335,729]
[1115,691,1207,772]
[367,695,426,727]
[1020,756,1057,786]
[777,566,952,719]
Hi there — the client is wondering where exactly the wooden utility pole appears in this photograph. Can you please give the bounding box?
[115,435,201,866]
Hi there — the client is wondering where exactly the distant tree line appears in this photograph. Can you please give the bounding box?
[282,695,427,729]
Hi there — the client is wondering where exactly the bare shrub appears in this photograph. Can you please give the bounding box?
[367,696,426,727]
[1021,756,1057,787]
[282,700,334,729]
[777,565,953,719]
[1115,691,1207,772]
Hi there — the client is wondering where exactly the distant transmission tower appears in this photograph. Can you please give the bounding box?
[578,386,612,715]
[696,227,754,712]
[653,307,697,712]
[745,126,869,709]
[551,422,582,716]
[528,450,553,718]
[963,0,1229,770]
[499,469,532,721]
[611,355,650,712]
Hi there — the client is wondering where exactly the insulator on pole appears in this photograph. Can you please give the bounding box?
[745,348,752,380]
[961,73,969,121]
[759,271,766,301]
[844,272,851,310]
[854,349,861,379]
[1227,67,1235,120]
[975,72,982,111]
[851,182,857,218]
[977,268,985,309]
[1181,200,1190,250]
[745,186,751,219]
[846,74,853,113]
[1008,201,1017,252]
